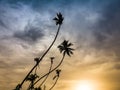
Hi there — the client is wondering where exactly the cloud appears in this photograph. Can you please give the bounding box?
[0,20,7,29]
[94,0,120,42]
[54,0,120,73]
[13,23,44,43]
[91,0,120,61]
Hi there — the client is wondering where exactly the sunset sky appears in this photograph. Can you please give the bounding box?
[0,0,120,90]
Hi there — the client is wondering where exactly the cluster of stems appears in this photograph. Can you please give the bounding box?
[14,12,74,90]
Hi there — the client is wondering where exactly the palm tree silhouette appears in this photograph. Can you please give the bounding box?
[15,12,74,90]
[33,40,74,86]
[18,12,64,89]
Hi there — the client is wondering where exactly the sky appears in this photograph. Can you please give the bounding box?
[0,0,120,90]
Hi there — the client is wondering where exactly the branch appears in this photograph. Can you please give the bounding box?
[19,25,61,88]
[49,77,59,90]
[39,61,53,87]
[33,54,65,85]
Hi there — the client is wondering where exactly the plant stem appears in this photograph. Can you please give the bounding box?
[33,54,65,85]
[39,62,53,87]
[49,77,59,90]
[19,25,61,88]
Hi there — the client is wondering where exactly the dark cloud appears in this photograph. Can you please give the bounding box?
[94,0,120,41]
[13,24,44,43]
[95,0,120,33]
[0,7,8,29]
[92,0,120,61]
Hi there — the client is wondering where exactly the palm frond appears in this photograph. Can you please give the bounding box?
[58,40,74,57]
[53,12,64,25]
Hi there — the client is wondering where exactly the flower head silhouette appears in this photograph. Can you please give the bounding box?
[58,40,74,56]
[53,12,64,25]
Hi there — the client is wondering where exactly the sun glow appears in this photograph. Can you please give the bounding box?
[74,80,96,90]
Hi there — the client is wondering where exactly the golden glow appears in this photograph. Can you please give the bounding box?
[74,80,96,90]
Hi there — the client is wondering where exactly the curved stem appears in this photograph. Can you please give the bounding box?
[34,67,37,74]
[49,77,59,90]
[39,62,53,87]
[34,54,65,85]
[19,25,61,88]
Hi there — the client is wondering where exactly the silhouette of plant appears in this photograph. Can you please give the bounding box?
[26,74,39,89]
[14,12,74,90]
[16,12,63,89]
[39,57,54,87]
[33,40,74,87]
[49,69,61,90]
[13,84,21,90]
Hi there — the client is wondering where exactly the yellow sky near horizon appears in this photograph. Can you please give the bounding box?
[1,47,120,90]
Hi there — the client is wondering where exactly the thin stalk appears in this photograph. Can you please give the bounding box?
[33,54,65,85]
[49,77,59,90]
[34,67,37,74]
[19,25,61,88]
[39,62,53,87]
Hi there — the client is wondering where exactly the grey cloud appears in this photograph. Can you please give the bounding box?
[94,0,120,44]
[91,0,120,61]
[13,25,44,43]
[0,2,47,44]
[0,1,56,60]
[0,20,7,29]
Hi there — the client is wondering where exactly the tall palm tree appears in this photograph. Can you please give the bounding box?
[18,12,64,89]
[33,40,74,85]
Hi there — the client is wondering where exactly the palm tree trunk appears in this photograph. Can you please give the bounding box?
[19,25,61,88]
[33,54,65,85]
[49,77,59,90]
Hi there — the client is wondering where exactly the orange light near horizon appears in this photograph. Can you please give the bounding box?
[74,80,97,90]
